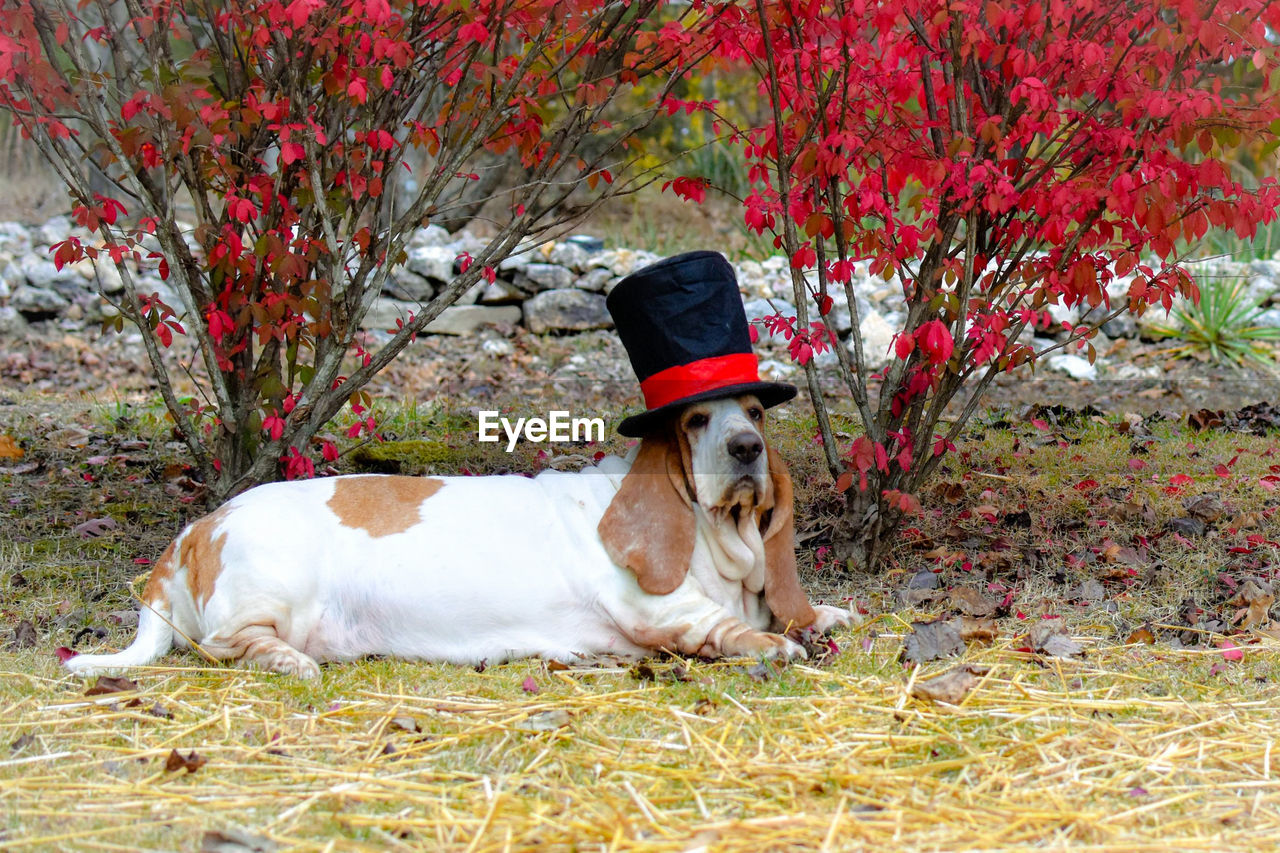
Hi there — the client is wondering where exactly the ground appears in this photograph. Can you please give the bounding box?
[2,315,1280,850]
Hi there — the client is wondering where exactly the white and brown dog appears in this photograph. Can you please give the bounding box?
[64,395,854,679]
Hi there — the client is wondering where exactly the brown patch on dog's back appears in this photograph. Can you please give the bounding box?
[140,540,179,608]
[327,475,444,538]
[180,505,232,606]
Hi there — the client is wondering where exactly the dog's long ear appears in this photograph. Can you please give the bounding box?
[760,445,818,631]
[598,430,696,595]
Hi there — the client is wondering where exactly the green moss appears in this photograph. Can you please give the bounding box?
[350,440,468,474]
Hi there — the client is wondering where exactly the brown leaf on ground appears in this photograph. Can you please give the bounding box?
[902,618,965,664]
[1188,409,1224,432]
[1125,626,1156,645]
[9,619,37,650]
[949,586,999,617]
[911,664,990,704]
[1230,580,1275,630]
[1028,619,1084,659]
[0,434,23,459]
[955,616,998,643]
[164,749,207,774]
[72,517,118,539]
[1183,493,1226,524]
[85,675,140,696]
[200,828,278,853]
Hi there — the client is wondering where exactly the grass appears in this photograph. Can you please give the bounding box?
[3,391,1280,850]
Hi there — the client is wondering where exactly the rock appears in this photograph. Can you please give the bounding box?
[0,305,29,335]
[11,284,70,317]
[575,267,615,293]
[426,305,521,336]
[19,254,70,289]
[1255,307,1280,328]
[478,280,524,305]
[1046,353,1098,381]
[0,222,31,256]
[520,263,575,293]
[589,248,661,278]
[1101,312,1137,338]
[406,245,457,282]
[523,289,611,334]
[407,224,452,249]
[1046,299,1081,330]
[853,310,896,367]
[385,266,435,302]
[360,298,419,332]
[36,215,72,248]
[548,241,591,272]
[758,358,796,379]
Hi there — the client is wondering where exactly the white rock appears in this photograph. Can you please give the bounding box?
[852,310,896,368]
[523,289,611,334]
[0,305,29,335]
[1046,353,1098,381]
[521,263,575,292]
[407,225,452,249]
[427,305,521,336]
[36,215,72,248]
[406,246,457,282]
[0,222,31,256]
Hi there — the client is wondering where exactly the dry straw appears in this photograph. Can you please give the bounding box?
[3,624,1280,851]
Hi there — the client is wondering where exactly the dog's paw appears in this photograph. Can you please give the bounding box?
[811,603,860,634]
[249,644,321,679]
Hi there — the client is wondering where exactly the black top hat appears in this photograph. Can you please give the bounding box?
[606,250,797,437]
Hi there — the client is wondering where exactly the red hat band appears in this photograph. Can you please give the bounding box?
[639,352,761,411]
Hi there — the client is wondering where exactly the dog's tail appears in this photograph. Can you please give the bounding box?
[64,598,174,677]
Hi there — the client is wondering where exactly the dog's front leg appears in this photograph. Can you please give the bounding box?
[614,580,806,661]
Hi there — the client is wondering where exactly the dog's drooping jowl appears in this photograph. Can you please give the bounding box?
[65,396,853,678]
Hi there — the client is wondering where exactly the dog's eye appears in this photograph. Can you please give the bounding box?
[747,407,763,421]
[687,413,709,429]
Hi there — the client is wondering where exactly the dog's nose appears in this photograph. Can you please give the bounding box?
[727,431,763,465]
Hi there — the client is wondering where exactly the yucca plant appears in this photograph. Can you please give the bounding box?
[1149,277,1280,369]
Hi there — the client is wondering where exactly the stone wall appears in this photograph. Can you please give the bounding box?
[1,215,1278,380]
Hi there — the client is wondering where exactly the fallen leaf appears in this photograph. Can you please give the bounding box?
[10,733,34,753]
[46,427,90,448]
[902,618,965,664]
[1183,493,1225,524]
[1028,619,1084,659]
[1066,579,1107,603]
[389,716,420,734]
[9,619,37,650]
[72,517,118,539]
[0,435,23,459]
[911,664,989,704]
[1165,516,1206,537]
[520,675,540,694]
[518,709,571,732]
[200,827,279,853]
[54,646,77,663]
[954,616,998,643]
[1125,627,1156,645]
[85,675,140,696]
[949,586,999,617]
[1230,580,1275,630]
[164,748,207,774]
[1217,640,1244,662]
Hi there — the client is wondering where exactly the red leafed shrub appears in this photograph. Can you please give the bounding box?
[684,0,1280,565]
[0,0,714,503]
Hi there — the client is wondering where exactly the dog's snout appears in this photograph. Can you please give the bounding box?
[727,431,763,465]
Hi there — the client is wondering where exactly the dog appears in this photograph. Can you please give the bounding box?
[64,395,854,679]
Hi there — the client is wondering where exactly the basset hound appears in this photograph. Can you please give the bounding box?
[65,394,854,679]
